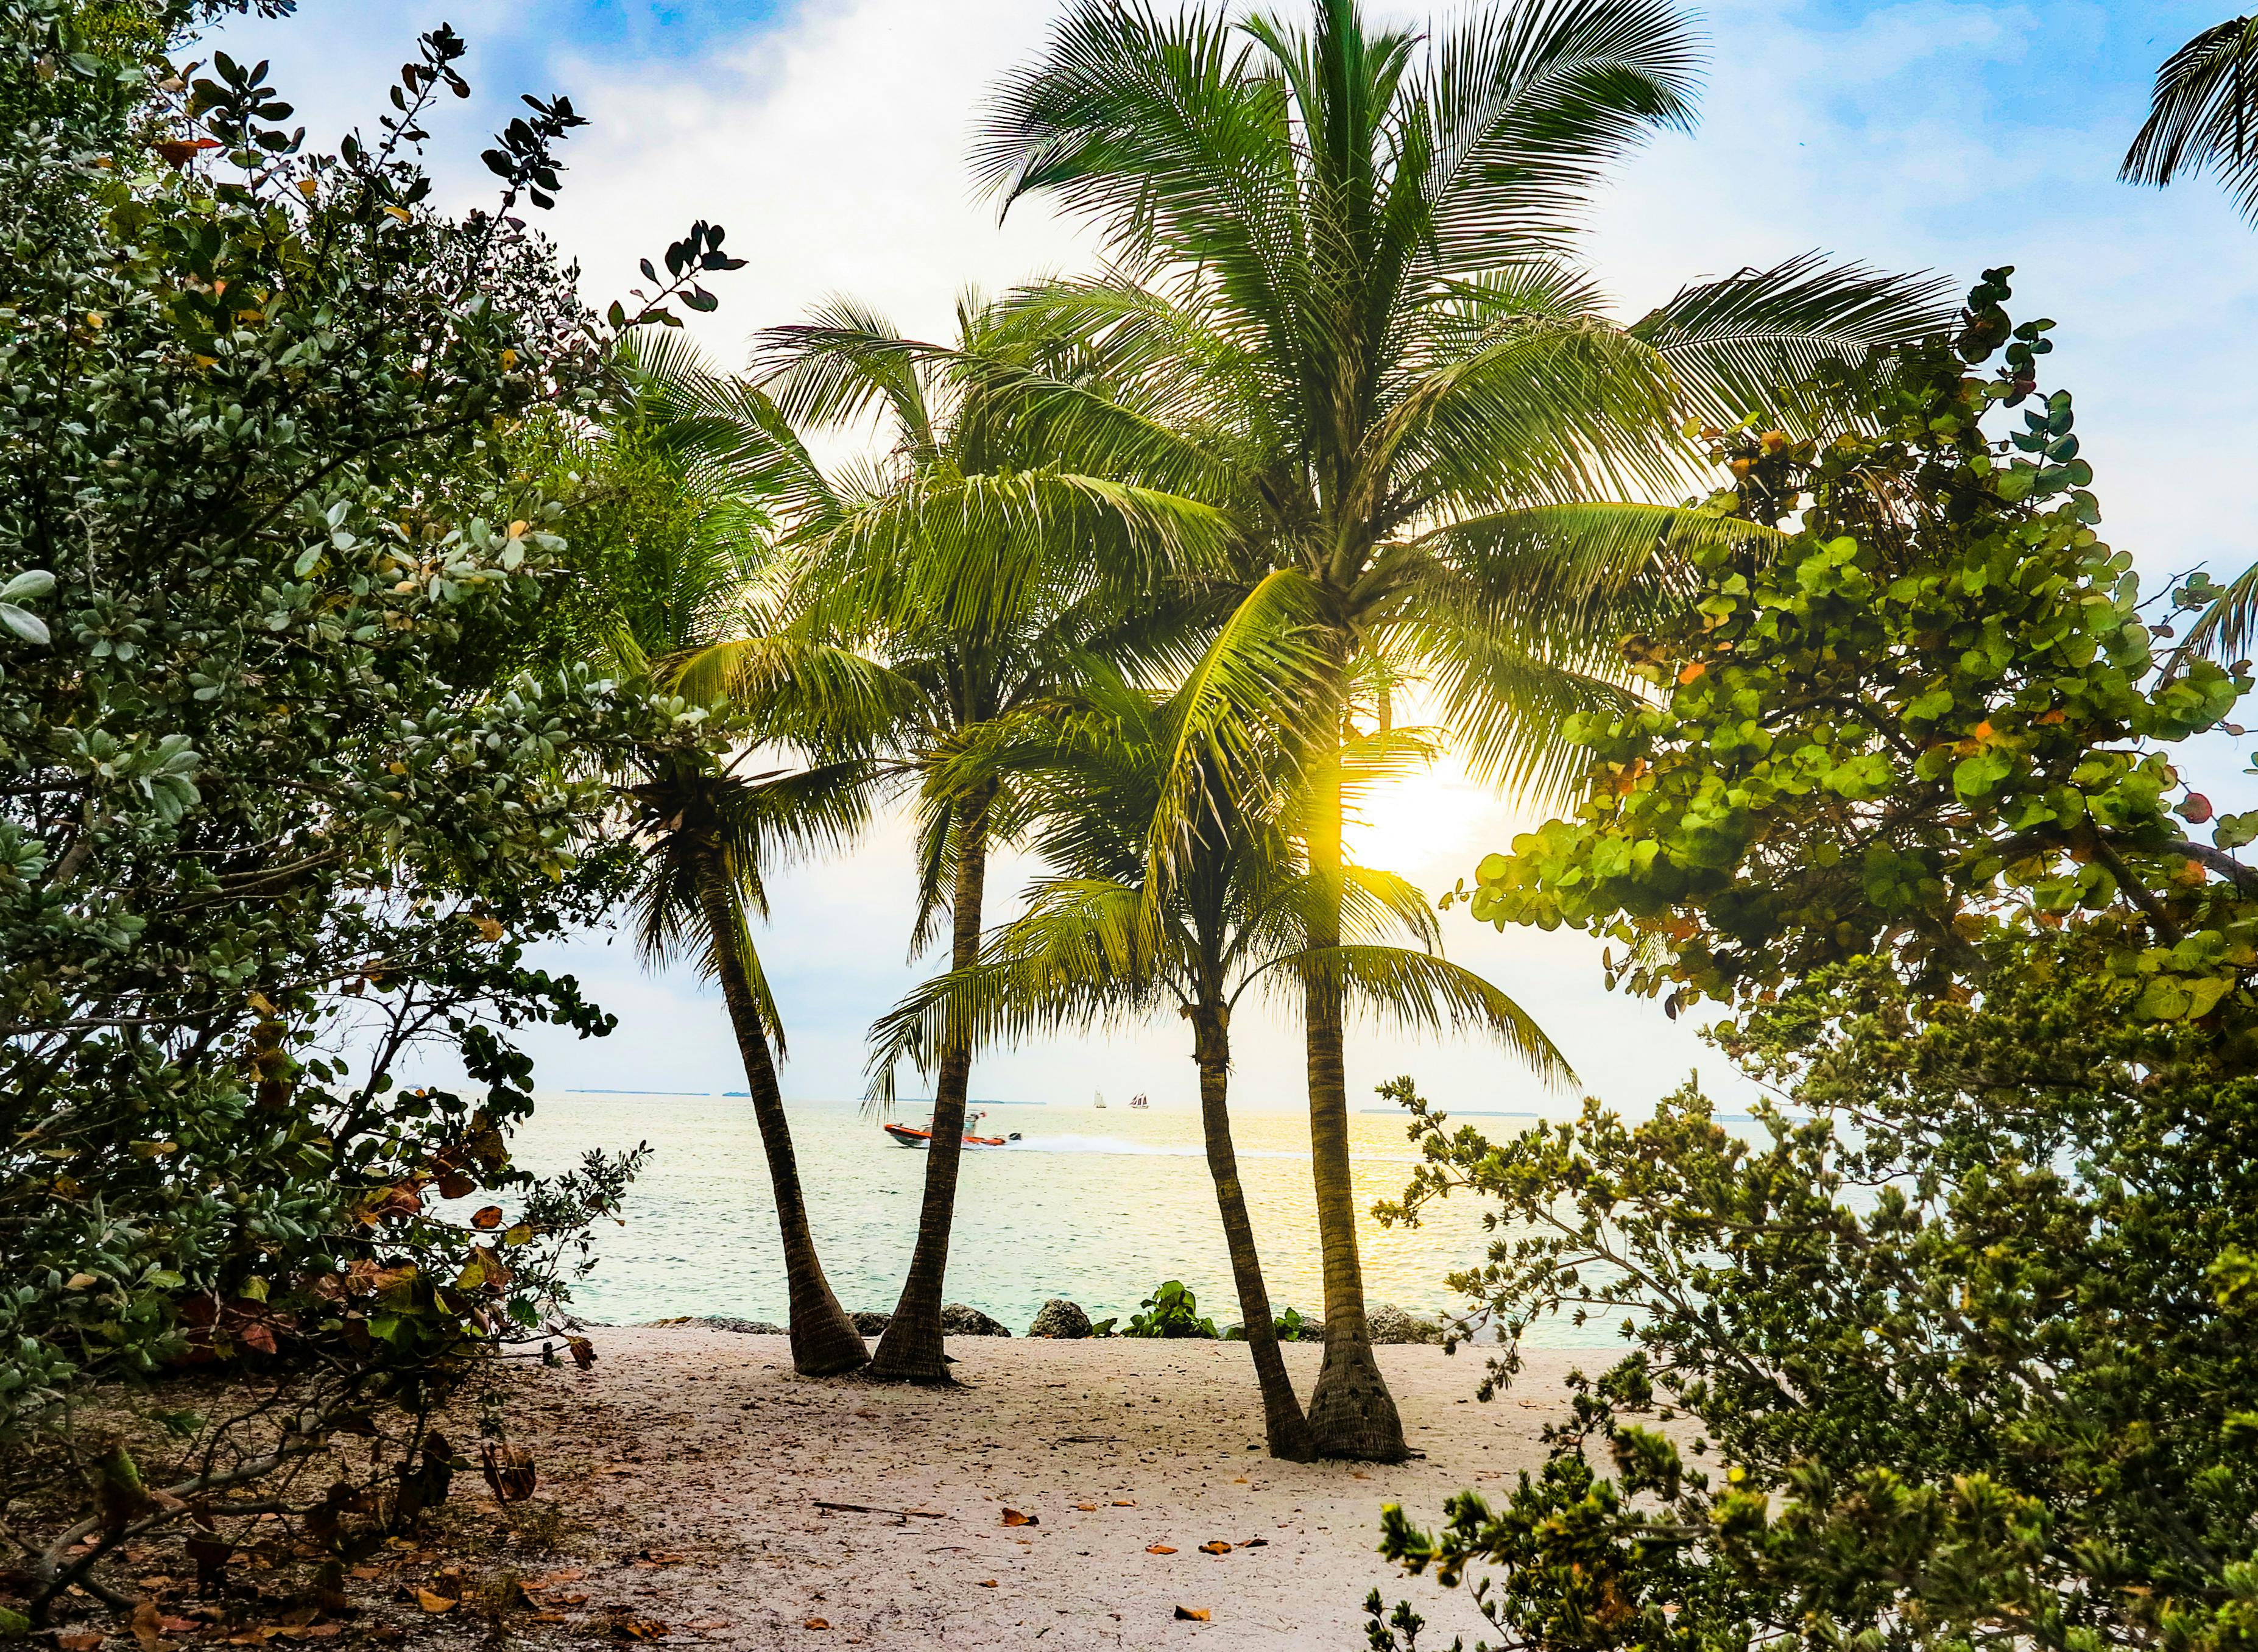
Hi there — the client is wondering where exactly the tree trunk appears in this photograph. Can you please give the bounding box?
[1194,1004,1315,1461]
[691,847,868,1377]
[1299,669,1408,1461]
[869,788,991,1383]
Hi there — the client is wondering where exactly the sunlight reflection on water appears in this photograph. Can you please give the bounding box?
[509,1093,1625,1347]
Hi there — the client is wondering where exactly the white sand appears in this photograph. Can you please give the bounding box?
[506,1325,1598,1650]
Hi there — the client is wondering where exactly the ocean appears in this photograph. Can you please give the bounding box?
[507,1093,1623,1347]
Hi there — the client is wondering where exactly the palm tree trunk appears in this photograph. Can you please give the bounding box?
[1300,668,1409,1462]
[690,847,868,1377]
[1194,1004,1315,1461]
[869,787,992,1383]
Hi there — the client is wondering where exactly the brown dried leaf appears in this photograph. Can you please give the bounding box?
[1074,1503,1097,1511]
[1240,1537,1268,1547]
[803,1620,830,1631]
[1000,1509,1037,1527]
[1198,1542,1232,1555]
[481,1443,536,1502]
[130,1600,167,1651]
[1175,1606,1211,1621]
[414,1589,456,1614]
[1145,1545,1176,1555]
[57,1634,102,1651]
[470,1206,504,1230]
[1111,1499,1136,1506]
[973,1580,997,1589]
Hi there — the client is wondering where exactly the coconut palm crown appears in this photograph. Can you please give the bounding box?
[969,0,1955,1457]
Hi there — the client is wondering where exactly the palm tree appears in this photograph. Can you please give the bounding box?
[866,656,1570,1458]
[2125,15,2258,665]
[560,341,881,1377]
[972,0,1954,1457]
[672,299,1233,1383]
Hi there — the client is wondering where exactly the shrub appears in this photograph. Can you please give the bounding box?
[1373,274,2258,1652]
[0,0,735,1625]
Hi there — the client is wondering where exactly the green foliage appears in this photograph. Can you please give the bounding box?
[1374,275,2258,1651]
[0,0,733,1620]
[1374,942,2258,1652]
[1459,269,2256,1028]
[1118,1280,1218,1340]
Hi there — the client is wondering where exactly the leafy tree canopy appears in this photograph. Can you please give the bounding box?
[1457,269,2254,1031]
[0,0,735,1618]
[1367,276,2258,1652]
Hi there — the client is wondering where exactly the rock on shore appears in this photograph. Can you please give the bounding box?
[940,1302,1012,1336]
[1025,1298,1092,1338]
[1367,1303,1447,1344]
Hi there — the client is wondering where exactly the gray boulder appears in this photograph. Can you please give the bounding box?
[940,1302,1012,1337]
[1366,1303,1447,1345]
[693,1316,787,1335]
[850,1310,892,1337]
[1025,1298,1092,1339]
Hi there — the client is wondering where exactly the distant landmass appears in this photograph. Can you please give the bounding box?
[566,1088,712,1097]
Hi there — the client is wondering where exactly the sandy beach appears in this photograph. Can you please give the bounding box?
[496,1324,1595,1651]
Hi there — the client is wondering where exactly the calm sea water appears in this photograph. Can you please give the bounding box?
[508,1093,1619,1347]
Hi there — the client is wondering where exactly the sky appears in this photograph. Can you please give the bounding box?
[211,0,2258,1117]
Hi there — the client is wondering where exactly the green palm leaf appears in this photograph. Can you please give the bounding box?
[2123,15,2258,223]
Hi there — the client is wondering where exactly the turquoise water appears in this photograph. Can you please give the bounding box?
[509,1093,1618,1346]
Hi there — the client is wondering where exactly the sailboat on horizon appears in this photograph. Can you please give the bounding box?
[1093,1089,1107,1109]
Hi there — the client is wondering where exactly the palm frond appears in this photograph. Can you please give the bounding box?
[1414,0,1702,267]
[1250,944,1574,1088]
[2168,553,2258,671]
[1145,567,1329,894]
[864,880,1174,1104]
[1628,252,1958,432]
[2123,15,2258,223]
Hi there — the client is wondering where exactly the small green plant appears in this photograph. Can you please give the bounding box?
[1224,1305,1316,1342]
[1120,1280,1218,1340]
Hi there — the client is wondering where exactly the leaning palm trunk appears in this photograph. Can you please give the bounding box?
[1298,697,1408,1460]
[1193,1006,1315,1461]
[691,847,869,1377]
[870,791,993,1383]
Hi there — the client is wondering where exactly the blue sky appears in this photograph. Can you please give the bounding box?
[218,1,2258,1115]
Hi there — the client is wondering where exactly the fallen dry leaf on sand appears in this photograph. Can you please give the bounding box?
[803,1620,830,1631]
[1000,1508,1037,1527]
[1073,1503,1096,1511]
[57,1633,102,1651]
[414,1589,456,1614]
[1240,1537,1268,1547]
[1176,1606,1211,1621]
[974,1580,998,1589]
[1112,1499,1136,1507]
[1146,1545,1176,1555]
[638,1551,688,1566]
[131,1600,165,1650]
[1198,1542,1232,1555]
[608,1617,669,1640]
